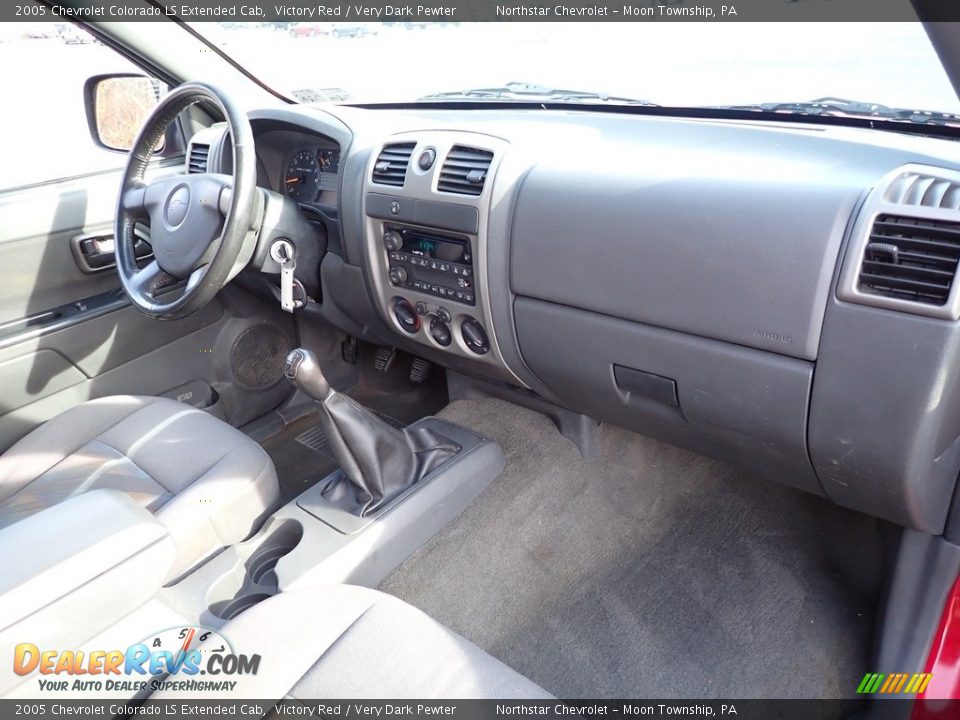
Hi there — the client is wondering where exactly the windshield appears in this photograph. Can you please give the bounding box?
[191,22,960,121]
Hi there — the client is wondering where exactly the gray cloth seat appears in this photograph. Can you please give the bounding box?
[0,395,279,580]
[155,584,552,699]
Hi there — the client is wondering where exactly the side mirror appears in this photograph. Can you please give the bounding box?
[84,74,167,152]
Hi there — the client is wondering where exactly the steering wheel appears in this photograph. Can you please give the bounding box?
[115,82,260,320]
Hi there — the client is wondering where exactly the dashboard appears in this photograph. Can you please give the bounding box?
[195,102,960,542]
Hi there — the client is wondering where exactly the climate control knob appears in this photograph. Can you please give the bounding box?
[388,266,408,285]
[460,316,489,355]
[429,317,452,347]
[383,231,403,252]
[392,297,420,334]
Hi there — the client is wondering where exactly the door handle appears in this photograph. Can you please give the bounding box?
[70,226,152,273]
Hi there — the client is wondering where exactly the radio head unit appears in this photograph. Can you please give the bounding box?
[383,226,475,305]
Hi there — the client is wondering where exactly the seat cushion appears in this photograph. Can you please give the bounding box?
[153,585,552,699]
[0,395,279,579]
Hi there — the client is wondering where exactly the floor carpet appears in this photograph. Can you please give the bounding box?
[379,397,886,699]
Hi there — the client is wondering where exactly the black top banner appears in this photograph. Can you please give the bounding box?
[6,0,960,23]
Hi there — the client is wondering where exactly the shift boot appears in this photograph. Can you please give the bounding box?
[284,348,459,516]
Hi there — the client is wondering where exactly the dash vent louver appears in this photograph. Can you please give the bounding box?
[884,172,960,211]
[858,214,960,306]
[372,142,416,187]
[438,145,494,196]
[187,143,209,174]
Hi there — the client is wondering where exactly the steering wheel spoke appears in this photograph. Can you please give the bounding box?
[120,183,149,220]
[128,260,167,299]
[185,264,209,294]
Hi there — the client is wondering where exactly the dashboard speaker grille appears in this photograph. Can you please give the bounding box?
[858,214,960,306]
[438,145,494,196]
[187,143,210,174]
[372,142,415,187]
[230,324,291,388]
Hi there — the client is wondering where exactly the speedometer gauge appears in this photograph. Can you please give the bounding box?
[284,150,320,201]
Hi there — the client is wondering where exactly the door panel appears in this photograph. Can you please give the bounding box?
[0,350,86,416]
[0,174,121,326]
[0,168,295,452]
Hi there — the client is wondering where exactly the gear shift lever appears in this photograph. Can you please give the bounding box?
[285,348,460,516]
[284,348,330,399]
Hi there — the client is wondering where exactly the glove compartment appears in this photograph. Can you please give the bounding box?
[514,297,823,495]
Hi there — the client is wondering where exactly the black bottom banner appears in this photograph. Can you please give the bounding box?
[0,699,950,720]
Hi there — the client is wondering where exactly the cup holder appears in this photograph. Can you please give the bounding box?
[206,519,304,620]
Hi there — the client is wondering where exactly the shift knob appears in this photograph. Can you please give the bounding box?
[284,348,330,400]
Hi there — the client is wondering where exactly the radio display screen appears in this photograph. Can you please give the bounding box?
[401,232,471,266]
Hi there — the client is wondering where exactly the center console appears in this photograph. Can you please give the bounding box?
[362,132,522,382]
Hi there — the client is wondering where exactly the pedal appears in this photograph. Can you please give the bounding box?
[340,335,358,364]
[409,357,431,384]
[373,346,396,373]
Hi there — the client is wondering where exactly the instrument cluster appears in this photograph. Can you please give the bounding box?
[283,146,340,202]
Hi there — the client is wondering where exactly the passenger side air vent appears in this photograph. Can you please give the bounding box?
[372,142,415,187]
[438,145,494,196]
[884,171,960,211]
[187,143,209,174]
[858,214,960,306]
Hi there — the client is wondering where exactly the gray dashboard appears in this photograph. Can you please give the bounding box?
[232,103,960,537]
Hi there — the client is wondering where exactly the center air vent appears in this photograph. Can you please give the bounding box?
[858,214,960,306]
[372,142,415,187]
[438,146,494,196]
[187,143,209,174]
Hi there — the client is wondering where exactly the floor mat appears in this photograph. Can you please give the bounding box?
[261,414,339,503]
[295,410,404,455]
[379,398,886,699]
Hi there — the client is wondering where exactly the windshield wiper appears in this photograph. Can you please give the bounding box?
[420,81,659,106]
[714,97,960,128]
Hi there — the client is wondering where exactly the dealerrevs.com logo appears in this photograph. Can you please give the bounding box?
[12,626,260,693]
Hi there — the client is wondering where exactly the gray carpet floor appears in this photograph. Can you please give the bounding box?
[379,398,886,699]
